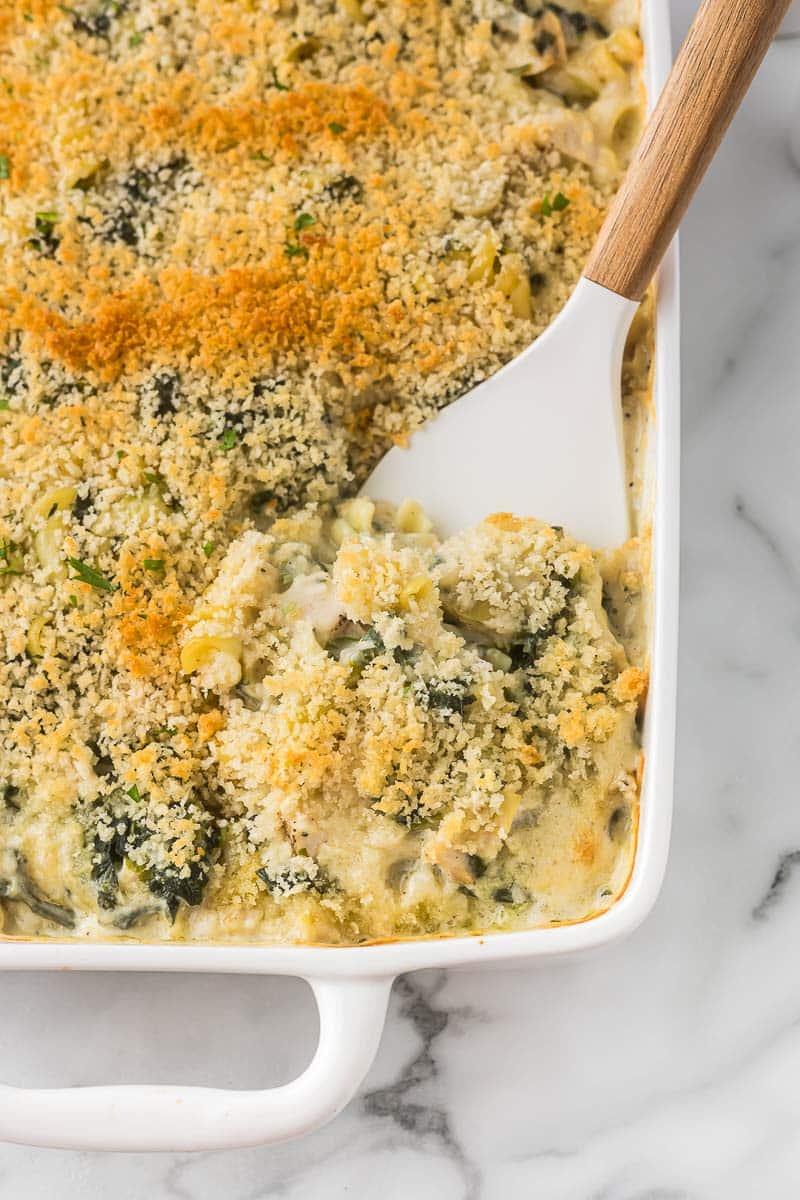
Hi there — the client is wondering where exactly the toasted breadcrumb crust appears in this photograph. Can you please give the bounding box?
[0,0,652,943]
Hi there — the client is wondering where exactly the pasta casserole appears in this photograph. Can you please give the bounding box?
[0,0,652,943]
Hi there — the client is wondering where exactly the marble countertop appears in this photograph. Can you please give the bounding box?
[3,4,800,1196]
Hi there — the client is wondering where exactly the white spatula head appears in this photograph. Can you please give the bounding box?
[364,0,793,547]
[362,278,639,547]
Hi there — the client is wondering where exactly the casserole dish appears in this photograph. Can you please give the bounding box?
[0,0,679,1152]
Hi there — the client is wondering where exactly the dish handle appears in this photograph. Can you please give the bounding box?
[0,974,393,1151]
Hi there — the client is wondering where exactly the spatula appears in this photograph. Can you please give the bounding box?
[364,0,790,546]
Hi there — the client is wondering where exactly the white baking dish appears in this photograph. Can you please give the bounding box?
[0,2,679,1152]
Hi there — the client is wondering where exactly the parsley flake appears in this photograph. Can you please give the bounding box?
[541,191,570,217]
[219,427,238,452]
[271,67,289,91]
[0,155,9,180]
[293,212,315,232]
[143,557,164,573]
[67,556,116,592]
[202,541,215,557]
[284,242,309,259]
[0,538,23,576]
[328,122,346,135]
[126,784,141,802]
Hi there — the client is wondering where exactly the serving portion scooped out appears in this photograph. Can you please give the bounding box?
[173,501,647,942]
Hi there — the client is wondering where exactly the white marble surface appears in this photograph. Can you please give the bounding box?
[3,4,800,1195]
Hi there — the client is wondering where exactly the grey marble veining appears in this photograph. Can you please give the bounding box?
[2,4,800,1195]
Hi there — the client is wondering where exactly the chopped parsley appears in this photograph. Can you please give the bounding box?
[202,541,215,557]
[0,538,23,577]
[540,192,570,217]
[249,151,273,164]
[0,156,9,180]
[128,31,142,46]
[67,556,116,592]
[126,784,141,802]
[328,122,346,135]
[293,212,315,232]
[0,397,9,411]
[142,558,165,573]
[284,242,309,259]
[270,67,289,91]
[219,427,238,452]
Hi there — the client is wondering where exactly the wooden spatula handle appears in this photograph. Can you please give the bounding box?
[584,0,792,300]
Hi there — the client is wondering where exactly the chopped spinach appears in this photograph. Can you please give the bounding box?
[544,3,607,40]
[607,804,630,842]
[256,862,332,900]
[423,677,475,715]
[93,157,189,248]
[112,904,160,930]
[147,828,221,922]
[465,854,487,880]
[86,738,114,778]
[493,882,528,904]
[72,491,94,523]
[2,784,20,811]
[323,175,363,203]
[328,626,385,668]
[0,852,75,929]
[29,211,60,256]
[233,683,262,711]
[87,789,221,921]
[153,372,178,416]
[65,0,129,39]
